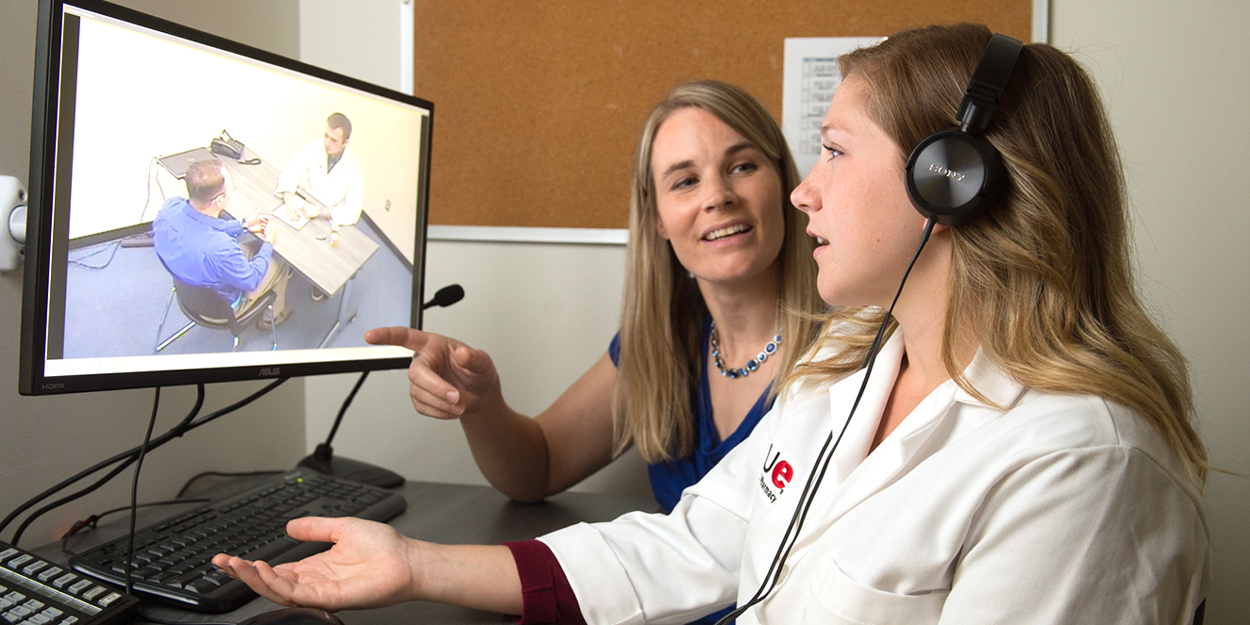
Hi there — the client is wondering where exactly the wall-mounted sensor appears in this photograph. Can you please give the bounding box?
[0,175,27,272]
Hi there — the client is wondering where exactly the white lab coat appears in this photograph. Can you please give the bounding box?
[540,330,1209,624]
[275,139,365,226]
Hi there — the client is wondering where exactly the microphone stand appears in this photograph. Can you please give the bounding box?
[297,284,466,487]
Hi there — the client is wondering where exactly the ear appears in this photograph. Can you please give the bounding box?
[655,216,670,240]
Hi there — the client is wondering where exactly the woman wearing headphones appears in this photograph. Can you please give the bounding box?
[364,80,821,529]
[216,24,1208,624]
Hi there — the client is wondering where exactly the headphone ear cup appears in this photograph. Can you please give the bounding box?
[905,130,1001,225]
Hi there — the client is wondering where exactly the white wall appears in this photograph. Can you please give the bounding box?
[305,239,651,498]
[303,2,1248,622]
[0,0,307,547]
[1050,2,1250,621]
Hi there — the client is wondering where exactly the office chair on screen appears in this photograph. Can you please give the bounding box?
[155,263,279,352]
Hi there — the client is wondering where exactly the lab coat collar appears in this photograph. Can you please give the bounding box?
[791,332,1026,557]
[952,346,1027,411]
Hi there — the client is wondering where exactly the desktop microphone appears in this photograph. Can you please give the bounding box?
[297,284,466,487]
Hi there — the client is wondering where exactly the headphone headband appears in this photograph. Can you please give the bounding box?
[958,34,1025,134]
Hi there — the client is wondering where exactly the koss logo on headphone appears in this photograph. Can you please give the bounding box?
[905,33,1024,225]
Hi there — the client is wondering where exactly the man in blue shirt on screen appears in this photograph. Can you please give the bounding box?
[153,159,292,327]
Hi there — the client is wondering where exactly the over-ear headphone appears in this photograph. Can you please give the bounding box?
[905,33,1024,225]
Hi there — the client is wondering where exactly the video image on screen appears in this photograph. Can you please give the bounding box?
[35,4,430,381]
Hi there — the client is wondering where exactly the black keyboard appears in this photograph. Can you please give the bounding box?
[0,539,139,625]
[68,469,406,613]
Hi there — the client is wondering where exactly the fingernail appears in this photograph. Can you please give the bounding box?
[446,391,458,403]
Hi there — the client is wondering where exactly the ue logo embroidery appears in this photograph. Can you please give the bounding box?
[758,444,793,503]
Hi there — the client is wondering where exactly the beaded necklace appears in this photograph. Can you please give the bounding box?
[709,320,782,379]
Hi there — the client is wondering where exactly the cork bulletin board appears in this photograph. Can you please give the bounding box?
[413,1,1033,230]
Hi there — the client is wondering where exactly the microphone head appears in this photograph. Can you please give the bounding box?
[424,283,465,309]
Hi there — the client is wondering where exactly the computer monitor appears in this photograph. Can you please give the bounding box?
[20,0,432,395]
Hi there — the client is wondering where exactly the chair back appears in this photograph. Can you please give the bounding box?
[170,275,246,336]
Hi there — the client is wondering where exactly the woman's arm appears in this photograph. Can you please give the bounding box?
[365,327,619,503]
[212,517,523,615]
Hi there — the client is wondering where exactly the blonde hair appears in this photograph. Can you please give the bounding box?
[614,80,822,463]
[785,24,1207,486]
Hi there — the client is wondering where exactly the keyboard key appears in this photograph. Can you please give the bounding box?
[81,587,105,602]
[183,579,218,595]
[4,555,32,571]
[50,574,76,589]
[66,581,92,596]
[35,568,62,583]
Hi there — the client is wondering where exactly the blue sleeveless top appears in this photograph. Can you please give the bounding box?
[609,316,775,513]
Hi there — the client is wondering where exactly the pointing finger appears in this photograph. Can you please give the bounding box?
[364,326,430,351]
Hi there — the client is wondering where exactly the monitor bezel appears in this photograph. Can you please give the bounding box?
[20,0,433,395]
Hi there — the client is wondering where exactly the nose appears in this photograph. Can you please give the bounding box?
[790,169,820,215]
[703,175,737,211]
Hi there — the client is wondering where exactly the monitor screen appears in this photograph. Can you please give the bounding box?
[20,0,432,395]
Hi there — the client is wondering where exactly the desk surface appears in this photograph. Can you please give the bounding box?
[44,480,659,624]
[158,147,379,297]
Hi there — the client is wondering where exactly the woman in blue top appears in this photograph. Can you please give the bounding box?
[367,80,821,515]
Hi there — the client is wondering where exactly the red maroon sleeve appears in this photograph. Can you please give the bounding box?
[504,540,587,625]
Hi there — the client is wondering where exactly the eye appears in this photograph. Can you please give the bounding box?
[822,144,843,160]
[671,175,698,191]
[731,160,759,175]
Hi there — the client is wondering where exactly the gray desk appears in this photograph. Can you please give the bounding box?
[157,147,378,298]
[40,480,659,624]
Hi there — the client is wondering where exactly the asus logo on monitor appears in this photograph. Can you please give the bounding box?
[258,367,282,377]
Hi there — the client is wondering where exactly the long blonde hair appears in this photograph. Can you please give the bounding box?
[615,80,822,463]
[785,24,1207,486]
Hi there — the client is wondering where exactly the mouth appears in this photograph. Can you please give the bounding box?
[703,223,753,242]
[807,230,828,246]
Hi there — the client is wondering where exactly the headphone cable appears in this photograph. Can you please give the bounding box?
[716,216,936,624]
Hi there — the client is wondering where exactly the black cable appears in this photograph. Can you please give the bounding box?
[67,240,124,270]
[126,388,161,595]
[10,455,138,546]
[3,379,285,544]
[323,371,369,447]
[0,385,204,542]
[716,216,936,624]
